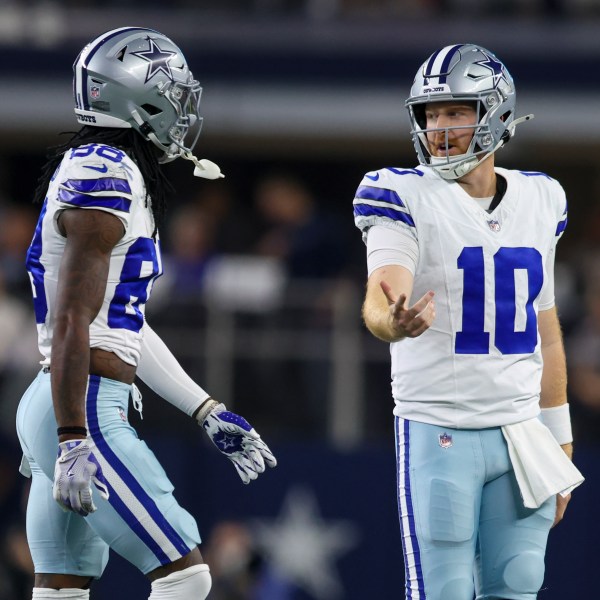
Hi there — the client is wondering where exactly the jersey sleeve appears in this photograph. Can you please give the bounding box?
[352,169,418,244]
[553,188,568,247]
[366,225,419,276]
[54,144,138,231]
[538,245,557,310]
[539,179,568,310]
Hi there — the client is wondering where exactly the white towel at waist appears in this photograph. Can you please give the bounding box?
[502,417,584,509]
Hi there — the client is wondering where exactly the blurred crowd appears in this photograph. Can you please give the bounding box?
[1,0,599,21]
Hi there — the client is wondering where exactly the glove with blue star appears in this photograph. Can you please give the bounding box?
[52,439,110,516]
[198,401,277,484]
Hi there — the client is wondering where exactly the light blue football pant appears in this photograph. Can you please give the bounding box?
[395,417,556,600]
[16,370,201,578]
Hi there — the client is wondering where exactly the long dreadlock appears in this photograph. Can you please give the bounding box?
[33,126,174,231]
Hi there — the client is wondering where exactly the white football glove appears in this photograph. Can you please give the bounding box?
[53,439,109,516]
[199,401,277,484]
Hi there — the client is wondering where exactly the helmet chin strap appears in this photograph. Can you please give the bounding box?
[430,114,534,180]
[131,110,224,180]
[430,154,478,180]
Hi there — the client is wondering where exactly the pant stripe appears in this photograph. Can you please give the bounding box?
[86,375,191,565]
[396,417,425,599]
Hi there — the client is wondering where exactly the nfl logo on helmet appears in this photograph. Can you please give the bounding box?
[438,432,453,449]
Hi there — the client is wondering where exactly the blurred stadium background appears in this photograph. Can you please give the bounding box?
[0,1,599,598]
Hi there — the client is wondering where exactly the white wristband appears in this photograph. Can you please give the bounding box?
[540,404,573,445]
[194,399,220,424]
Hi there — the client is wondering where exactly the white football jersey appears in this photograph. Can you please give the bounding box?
[354,166,568,428]
[26,143,162,367]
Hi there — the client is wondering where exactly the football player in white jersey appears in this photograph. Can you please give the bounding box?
[16,27,276,600]
[354,44,583,600]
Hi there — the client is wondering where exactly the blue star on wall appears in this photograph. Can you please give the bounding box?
[131,38,177,83]
[475,52,509,89]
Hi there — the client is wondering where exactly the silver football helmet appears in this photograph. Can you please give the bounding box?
[405,44,532,179]
[73,27,221,178]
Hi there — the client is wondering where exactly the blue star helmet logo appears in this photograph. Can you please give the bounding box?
[475,52,509,89]
[131,37,177,83]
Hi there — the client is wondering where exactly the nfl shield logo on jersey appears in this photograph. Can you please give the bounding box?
[90,86,101,99]
[438,432,453,449]
[487,219,501,232]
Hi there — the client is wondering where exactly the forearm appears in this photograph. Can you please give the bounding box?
[363,265,416,343]
[538,308,571,456]
[51,315,91,431]
[137,322,211,417]
[539,306,567,409]
[362,299,400,342]
[539,337,568,409]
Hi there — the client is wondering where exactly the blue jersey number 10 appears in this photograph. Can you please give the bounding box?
[455,246,543,355]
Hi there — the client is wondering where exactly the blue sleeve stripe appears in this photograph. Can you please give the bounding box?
[356,185,405,207]
[353,202,415,227]
[519,170,553,180]
[64,177,132,194]
[556,217,567,237]
[58,189,131,212]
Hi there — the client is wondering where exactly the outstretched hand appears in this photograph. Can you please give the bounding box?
[202,403,277,484]
[380,281,435,340]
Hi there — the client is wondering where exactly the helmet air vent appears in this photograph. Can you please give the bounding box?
[116,46,127,62]
[466,64,490,80]
[141,103,162,116]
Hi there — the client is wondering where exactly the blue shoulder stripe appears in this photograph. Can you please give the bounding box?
[58,188,132,212]
[556,217,568,237]
[353,202,415,227]
[356,185,405,207]
[64,177,132,194]
[519,170,553,180]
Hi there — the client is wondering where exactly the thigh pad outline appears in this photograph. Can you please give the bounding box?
[428,478,476,543]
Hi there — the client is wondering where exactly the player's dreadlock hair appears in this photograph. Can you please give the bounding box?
[33,126,174,230]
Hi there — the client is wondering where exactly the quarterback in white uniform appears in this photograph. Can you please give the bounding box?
[355,44,582,600]
[17,27,276,600]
